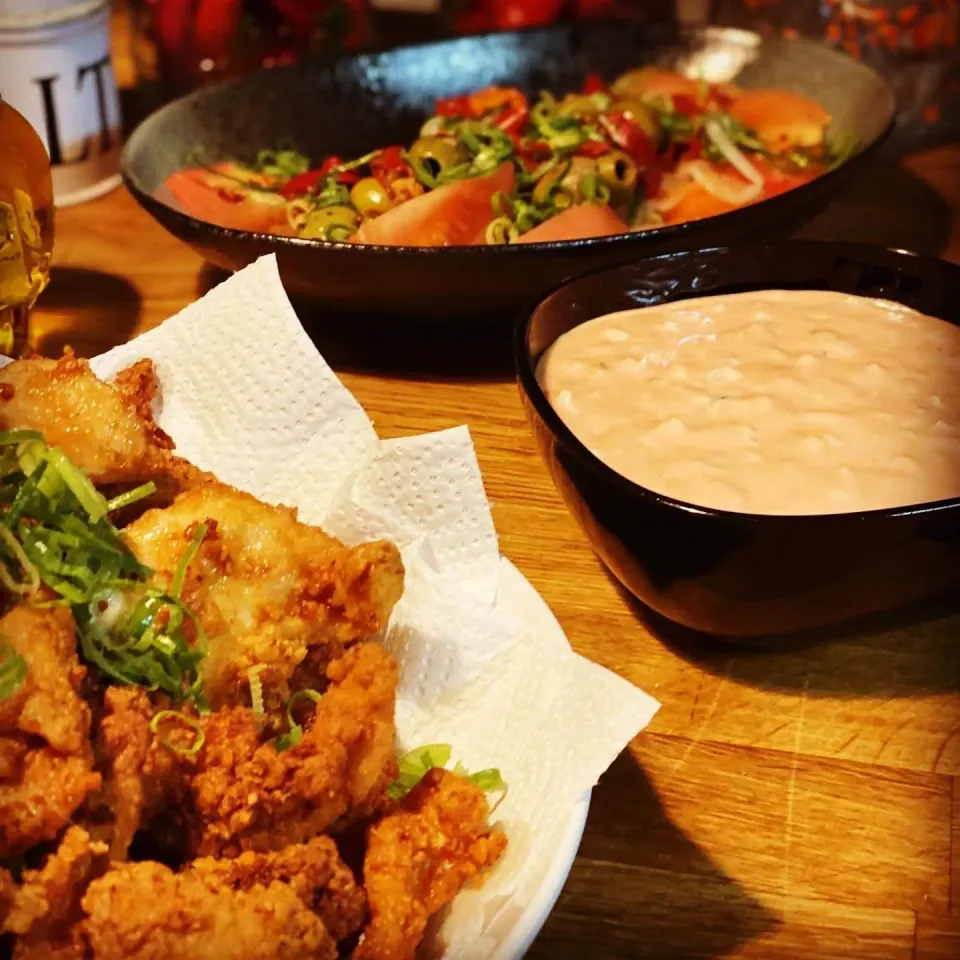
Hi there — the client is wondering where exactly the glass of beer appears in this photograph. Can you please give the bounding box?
[0,97,54,357]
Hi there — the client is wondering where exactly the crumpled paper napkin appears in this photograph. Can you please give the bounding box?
[86,254,659,956]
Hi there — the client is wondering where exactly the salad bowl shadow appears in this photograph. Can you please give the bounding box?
[121,20,896,326]
[515,241,960,639]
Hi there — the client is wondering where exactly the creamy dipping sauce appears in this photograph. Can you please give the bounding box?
[537,290,960,515]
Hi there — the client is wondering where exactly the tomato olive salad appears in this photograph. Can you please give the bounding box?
[162,67,854,247]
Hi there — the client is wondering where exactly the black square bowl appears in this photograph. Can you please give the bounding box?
[515,241,960,638]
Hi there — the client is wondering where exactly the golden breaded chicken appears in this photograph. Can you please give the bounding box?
[0,608,100,858]
[187,643,398,857]
[0,354,174,486]
[122,481,404,710]
[80,861,337,960]
[3,826,108,940]
[91,687,186,861]
[355,768,507,960]
[186,836,367,943]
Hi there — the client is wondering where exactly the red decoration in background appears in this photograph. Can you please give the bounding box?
[142,0,373,96]
[138,0,674,99]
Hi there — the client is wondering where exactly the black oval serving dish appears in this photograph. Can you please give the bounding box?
[121,21,896,326]
[515,241,960,638]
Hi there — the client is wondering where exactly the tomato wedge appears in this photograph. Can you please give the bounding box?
[162,165,291,234]
[727,90,831,153]
[515,203,626,243]
[351,163,514,247]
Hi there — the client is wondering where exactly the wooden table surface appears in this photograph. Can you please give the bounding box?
[31,83,960,960]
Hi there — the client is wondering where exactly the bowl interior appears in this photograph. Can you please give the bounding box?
[124,21,895,216]
[520,240,960,513]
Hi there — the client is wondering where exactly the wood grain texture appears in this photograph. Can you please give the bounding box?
[28,46,960,959]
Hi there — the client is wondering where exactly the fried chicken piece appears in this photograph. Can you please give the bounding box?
[0,607,89,756]
[0,354,173,486]
[188,642,398,857]
[80,861,337,960]
[0,608,100,859]
[354,768,507,960]
[1,865,14,925]
[186,835,367,943]
[3,827,108,939]
[90,688,186,861]
[12,938,89,960]
[123,482,404,710]
[0,750,101,860]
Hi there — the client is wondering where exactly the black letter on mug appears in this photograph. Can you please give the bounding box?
[33,75,62,166]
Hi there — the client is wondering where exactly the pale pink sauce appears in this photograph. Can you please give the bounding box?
[537,290,960,515]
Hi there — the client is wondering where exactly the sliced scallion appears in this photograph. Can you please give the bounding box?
[0,638,27,701]
[149,709,205,756]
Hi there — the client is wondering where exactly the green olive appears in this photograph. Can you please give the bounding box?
[611,98,659,140]
[300,205,360,241]
[407,136,467,177]
[350,177,393,216]
[597,150,639,204]
[557,93,604,119]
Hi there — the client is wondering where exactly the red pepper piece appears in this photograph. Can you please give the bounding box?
[434,95,473,118]
[583,74,606,95]
[602,112,656,168]
[320,156,360,185]
[370,146,412,186]
[496,106,530,135]
[644,166,663,199]
[672,94,703,117]
[577,140,611,158]
[280,169,325,198]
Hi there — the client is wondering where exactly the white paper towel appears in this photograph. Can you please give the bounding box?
[88,255,660,955]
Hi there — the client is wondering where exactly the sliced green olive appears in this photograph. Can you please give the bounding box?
[611,98,660,140]
[557,94,603,119]
[300,205,360,241]
[407,136,467,178]
[597,149,639,204]
[350,177,393,216]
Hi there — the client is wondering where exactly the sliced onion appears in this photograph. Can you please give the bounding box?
[685,159,764,205]
[704,118,763,185]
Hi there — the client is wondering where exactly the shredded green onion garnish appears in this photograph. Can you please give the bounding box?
[0,523,40,595]
[105,482,157,514]
[0,432,207,708]
[272,688,323,753]
[581,173,611,204]
[386,743,507,806]
[170,522,207,599]
[0,637,27,702]
[311,179,352,208]
[255,149,310,180]
[149,709,205,756]
[485,216,519,245]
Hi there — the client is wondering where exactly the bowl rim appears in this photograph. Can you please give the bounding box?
[514,238,960,524]
[120,23,897,259]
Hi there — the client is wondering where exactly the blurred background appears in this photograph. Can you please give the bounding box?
[107,0,958,150]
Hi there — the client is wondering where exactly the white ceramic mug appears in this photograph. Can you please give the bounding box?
[0,0,122,207]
